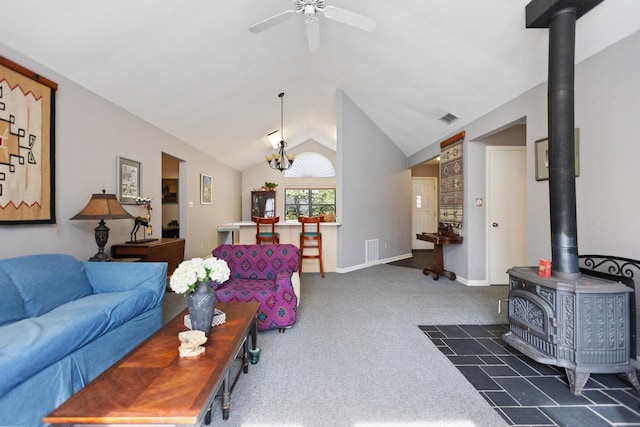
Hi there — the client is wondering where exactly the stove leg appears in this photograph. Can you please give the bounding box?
[566,369,589,396]
[625,368,640,392]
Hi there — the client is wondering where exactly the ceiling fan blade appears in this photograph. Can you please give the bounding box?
[306,19,322,52]
[249,10,298,33]
[322,6,377,32]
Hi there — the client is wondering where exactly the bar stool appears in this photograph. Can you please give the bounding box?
[298,216,324,278]
[253,216,280,244]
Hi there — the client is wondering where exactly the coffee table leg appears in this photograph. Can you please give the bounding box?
[251,318,258,350]
[222,370,230,420]
[243,338,249,374]
[204,404,212,425]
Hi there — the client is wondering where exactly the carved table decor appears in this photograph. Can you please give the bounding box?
[178,330,207,358]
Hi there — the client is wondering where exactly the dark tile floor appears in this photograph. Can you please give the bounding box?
[387,249,433,270]
[420,324,640,427]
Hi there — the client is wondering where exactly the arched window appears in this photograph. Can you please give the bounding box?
[284,152,335,178]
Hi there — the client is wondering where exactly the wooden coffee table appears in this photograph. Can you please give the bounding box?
[44,302,259,426]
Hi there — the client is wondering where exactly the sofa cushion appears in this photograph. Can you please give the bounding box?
[216,277,297,330]
[0,269,26,327]
[0,288,156,396]
[213,244,299,280]
[0,254,94,317]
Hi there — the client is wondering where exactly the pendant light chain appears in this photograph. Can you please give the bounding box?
[265,92,295,171]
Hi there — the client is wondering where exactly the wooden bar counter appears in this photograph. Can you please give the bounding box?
[224,221,339,273]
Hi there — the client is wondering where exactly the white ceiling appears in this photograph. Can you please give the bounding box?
[1,0,638,171]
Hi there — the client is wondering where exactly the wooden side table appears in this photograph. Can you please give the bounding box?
[416,232,463,280]
[111,238,185,277]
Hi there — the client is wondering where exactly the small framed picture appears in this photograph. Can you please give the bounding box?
[117,157,141,204]
[201,174,212,205]
[534,129,580,181]
[162,178,178,204]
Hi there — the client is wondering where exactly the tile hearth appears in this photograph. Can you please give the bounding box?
[420,324,640,427]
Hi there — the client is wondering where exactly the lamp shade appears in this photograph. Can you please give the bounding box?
[70,190,134,220]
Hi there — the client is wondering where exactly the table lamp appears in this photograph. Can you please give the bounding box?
[70,190,134,261]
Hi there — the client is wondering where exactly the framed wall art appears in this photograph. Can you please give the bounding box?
[0,56,58,224]
[535,128,580,181]
[117,157,141,204]
[162,178,178,204]
[201,174,212,205]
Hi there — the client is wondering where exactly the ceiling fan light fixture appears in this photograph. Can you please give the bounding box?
[304,4,316,18]
[249,0,376,52]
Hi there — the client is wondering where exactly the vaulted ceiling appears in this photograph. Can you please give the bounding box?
[1,0,638,171]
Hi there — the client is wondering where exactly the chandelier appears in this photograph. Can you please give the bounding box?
[265,92,295,171]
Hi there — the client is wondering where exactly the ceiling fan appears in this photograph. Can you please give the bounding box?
[249,0,376,52]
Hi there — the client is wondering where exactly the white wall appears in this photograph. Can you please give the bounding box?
[337,90,412,270]
[0,43,242,261]
[409,29,640,279]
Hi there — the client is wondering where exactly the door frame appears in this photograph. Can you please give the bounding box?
[411,177,438,250]
[485,145,526,285]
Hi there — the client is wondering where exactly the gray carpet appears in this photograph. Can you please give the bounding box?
[163,291,187,324]
[163,264,511,426]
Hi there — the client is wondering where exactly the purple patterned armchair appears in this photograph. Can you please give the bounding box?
[212,244,300,331]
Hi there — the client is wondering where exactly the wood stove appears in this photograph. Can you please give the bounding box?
[503,0,640,395]
[503,266,639,395]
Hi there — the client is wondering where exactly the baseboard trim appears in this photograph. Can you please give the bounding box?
[336,253,413,274]
[456,276,490,287]
[384,252,414,263]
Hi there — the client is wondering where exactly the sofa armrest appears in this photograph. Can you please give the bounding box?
[83,262,167,306]
[290,271,300,307]
[275,270,298,308]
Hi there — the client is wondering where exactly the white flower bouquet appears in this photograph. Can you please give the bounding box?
[169,257,231,294]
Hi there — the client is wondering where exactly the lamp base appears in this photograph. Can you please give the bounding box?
[90,251,113,262]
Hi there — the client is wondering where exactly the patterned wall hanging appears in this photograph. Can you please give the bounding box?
[439,131,465,232]
[0,56,57,224]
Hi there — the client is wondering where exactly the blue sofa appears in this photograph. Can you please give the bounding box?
[0,254,167,427]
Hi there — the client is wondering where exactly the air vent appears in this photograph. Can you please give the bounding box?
[365,239,379,263]
[439,112,459,124]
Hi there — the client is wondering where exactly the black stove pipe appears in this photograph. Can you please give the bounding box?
[547,7,580,279]
[526,0,603,279]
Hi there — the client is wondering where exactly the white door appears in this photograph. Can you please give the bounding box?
[412,178,437,250]
[487,147,526,284]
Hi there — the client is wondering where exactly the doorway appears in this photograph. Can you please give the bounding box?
[486,146,526,284]
[162,153,182,238]
[411,177,438,250]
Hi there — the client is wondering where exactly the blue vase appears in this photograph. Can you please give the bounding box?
[187,281,216,336]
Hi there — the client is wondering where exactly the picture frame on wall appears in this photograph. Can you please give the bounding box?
[117,157,141,204]
[201,174,212,205]
[162,178,178,204]
[0,56,58,224]
[535,128,580,181]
